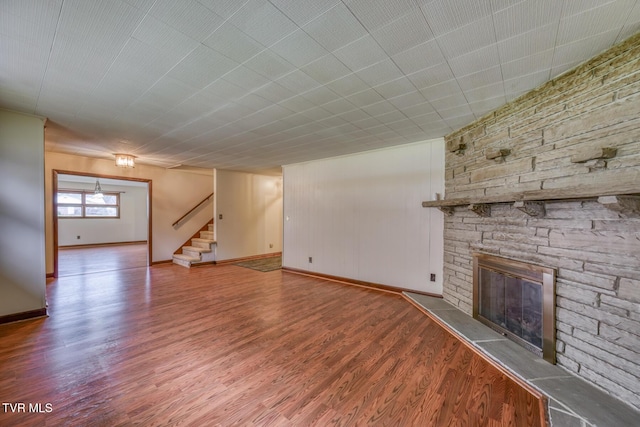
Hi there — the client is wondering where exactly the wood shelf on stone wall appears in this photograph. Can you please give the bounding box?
[422,189,640,218]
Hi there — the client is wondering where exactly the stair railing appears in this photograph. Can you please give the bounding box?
[172,193,214,227]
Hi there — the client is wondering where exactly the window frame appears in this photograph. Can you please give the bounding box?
[57,190,121,219]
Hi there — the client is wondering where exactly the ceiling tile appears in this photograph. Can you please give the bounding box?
[300,86,338,106]
[552,28,620,73]
[301,54,352,84]
[269,0,341,27]
[561,0,620,19]
[406,63,455,90]
[361,100,398,116]
[503,69,549,98]
[229,0,298,47]
[276,70,322,94]
[203,22,266,64]
[244,50,296,80]
[278,95,316,112]
[619,2,640,42]
[270,29,329,68]
[493,0,562,41]
[149,0,224,41]
[339,109,373,123]
[468,95,507,116]
[167,45,240,89]
[419,79,463,100]
[233,94,274,112]
[221,65,271,92]
[204,79,247,100]
[419,0,492,36]
[435,16,496,58]
[345,0,418,31]
[355,59,404,87]
[299,106,334,120]
[497,23,558,63]
[429,92,468,110]
[455,65,503,92]
[374,77,418,99]
[463,81,505,103]
[303,3,367,51]
[392,39,446,75]
[325,74,371,97]
[1,0,61,46]
[387,92,427,110]
[320,98,358,115]
[557,2,630,46]
[371,11,434,56]
[448,44,500,78]
[334,36,390,72]
[133,15,199,53]
[401,103,436,119]
[346,89,386,108]
[252,82,297,104]
[501,50,553,80]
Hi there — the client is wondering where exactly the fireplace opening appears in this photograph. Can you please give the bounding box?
[473,253,556,363]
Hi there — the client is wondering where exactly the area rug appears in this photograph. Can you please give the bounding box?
[234,256,282,272]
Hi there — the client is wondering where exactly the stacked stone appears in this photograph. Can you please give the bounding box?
[442,32,640,410]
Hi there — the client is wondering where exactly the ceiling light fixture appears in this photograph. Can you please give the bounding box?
[115,153,136,168]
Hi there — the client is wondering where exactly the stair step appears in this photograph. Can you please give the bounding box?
[199,231,214,239]
[173,253,200,262]
[192,238,216,244]
[182,246,211,253]
[172,257,191,268]
[191,238,216,250]
[208,224,214,232]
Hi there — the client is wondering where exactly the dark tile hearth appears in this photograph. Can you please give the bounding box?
[404,292,640,427]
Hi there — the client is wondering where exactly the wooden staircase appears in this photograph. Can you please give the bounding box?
[172,222,216,267]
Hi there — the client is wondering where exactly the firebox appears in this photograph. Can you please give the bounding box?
[473,253,556,363]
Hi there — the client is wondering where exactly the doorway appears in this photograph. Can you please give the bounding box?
[52,170,152,277]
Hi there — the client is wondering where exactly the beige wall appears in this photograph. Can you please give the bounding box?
[0,109,46,316]
[215,170,283,260]
[45,152,214,272]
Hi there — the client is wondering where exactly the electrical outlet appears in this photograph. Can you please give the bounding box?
[218,214,223,220]
[269,243,273,248]
[430,274,436,282]
[308,256,312,263]
[77,235,81,240]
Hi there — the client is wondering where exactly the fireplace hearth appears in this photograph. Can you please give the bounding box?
[473,253,556,363]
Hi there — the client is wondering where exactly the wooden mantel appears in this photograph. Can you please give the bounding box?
[423,189,640,218]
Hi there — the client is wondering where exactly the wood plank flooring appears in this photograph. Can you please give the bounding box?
[57,243,148,277]
[0,260,546,426]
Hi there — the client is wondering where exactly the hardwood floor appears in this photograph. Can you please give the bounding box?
[57,243,148,277]
[0,264,546,426]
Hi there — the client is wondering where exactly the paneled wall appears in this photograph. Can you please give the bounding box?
[283,139,444,294]
[441,33,640,409]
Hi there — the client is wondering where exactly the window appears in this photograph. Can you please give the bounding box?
[57,191,120,218]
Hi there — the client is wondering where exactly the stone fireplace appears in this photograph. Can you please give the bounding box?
[431,33,640,412]
[473,253,556,363]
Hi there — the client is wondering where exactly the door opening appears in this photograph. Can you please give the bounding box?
[52,170,152,277]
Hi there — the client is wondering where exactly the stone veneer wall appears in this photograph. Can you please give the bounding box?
[442,33,640,409]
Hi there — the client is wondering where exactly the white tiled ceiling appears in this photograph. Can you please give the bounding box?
[2,0,639,174]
